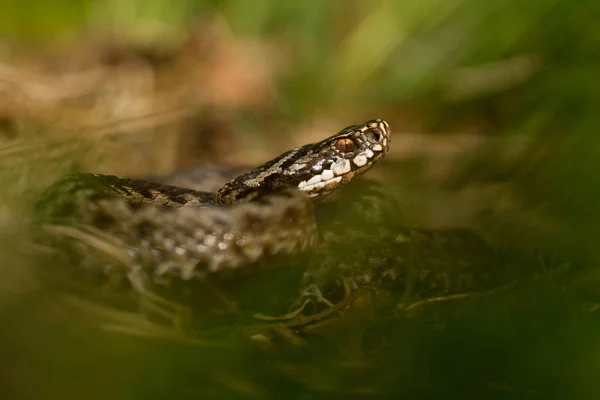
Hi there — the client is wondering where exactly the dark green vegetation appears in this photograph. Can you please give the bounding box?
[1,0,600,398]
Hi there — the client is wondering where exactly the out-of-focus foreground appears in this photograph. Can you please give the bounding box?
[1,1,600,398]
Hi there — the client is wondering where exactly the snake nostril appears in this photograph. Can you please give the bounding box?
[367,130,382,142]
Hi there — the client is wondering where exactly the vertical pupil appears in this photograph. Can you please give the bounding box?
[337,138,355,152]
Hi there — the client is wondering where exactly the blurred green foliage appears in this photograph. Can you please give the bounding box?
[0,0,86,40]
[1,0,600,398]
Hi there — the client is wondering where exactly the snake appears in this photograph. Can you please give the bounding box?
[35,116,521,330]
[34,119,393,293]
[31,115,535,341]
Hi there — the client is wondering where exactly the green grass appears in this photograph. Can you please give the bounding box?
[1,0,600,398]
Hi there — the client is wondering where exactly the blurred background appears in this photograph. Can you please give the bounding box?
[1,0,600,398]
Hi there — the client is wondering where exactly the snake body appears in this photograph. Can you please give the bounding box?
[34,117,524,333]
[35,119,391,285]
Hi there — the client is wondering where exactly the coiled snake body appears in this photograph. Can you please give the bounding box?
[35,119,392,292]
[35,118,515,332]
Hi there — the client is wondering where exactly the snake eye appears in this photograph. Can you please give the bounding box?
[336,138,356,153]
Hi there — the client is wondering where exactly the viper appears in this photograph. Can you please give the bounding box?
[34,119,393,307]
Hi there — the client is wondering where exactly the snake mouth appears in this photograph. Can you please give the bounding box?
[297,119,390,197]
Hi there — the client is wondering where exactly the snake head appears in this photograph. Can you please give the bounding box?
[293,118,391,198]
[214,119,390,204]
